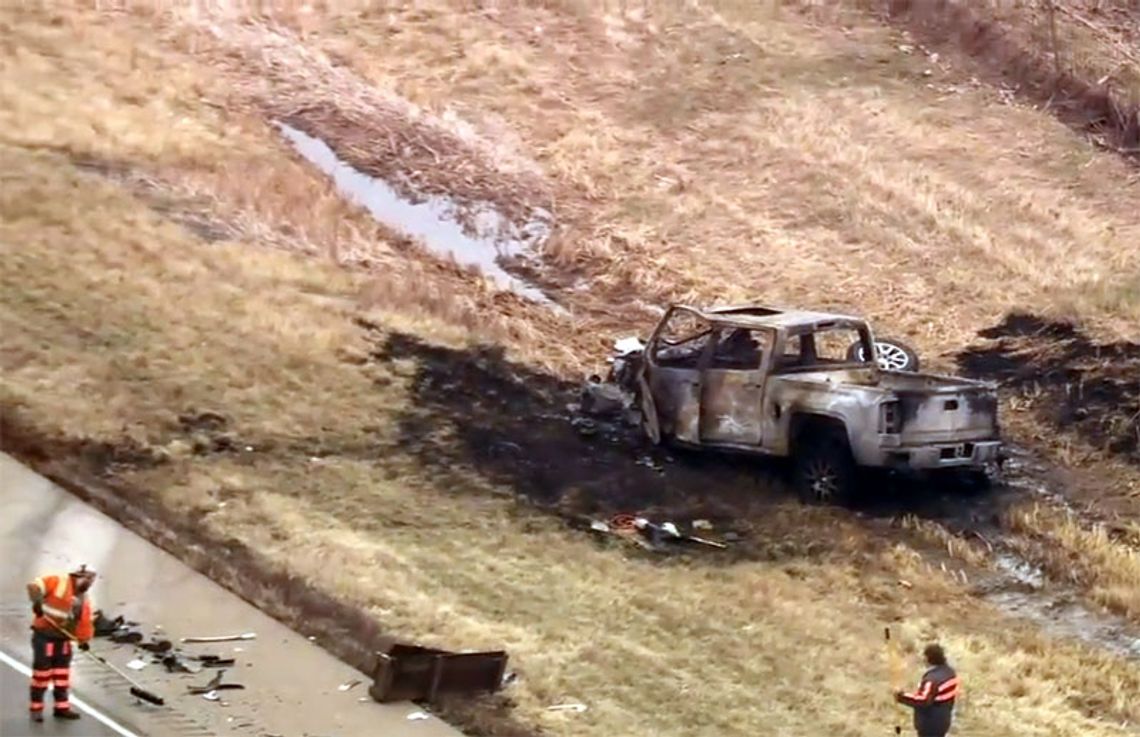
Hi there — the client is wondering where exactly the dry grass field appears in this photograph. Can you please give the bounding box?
[3,2,1140,736]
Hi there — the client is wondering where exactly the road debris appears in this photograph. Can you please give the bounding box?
[188,669,246,695]
[162,653,203,675]
[407,711,430,721]
[126,658,148,671]
[181,632,257,643]
[93,611,129,637]
[140,638,174,653]
[585,514,733,552]
[369,642,509,703]
[195,654,236,667]
[110,628,145,645]
[338,679,362,692]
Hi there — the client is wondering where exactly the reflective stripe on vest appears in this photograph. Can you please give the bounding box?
[47,574,72,620]
[934,676,960,702]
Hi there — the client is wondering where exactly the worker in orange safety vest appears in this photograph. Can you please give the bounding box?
[26,564,97,722]
[895,643,960,737]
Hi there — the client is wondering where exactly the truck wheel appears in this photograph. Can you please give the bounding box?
[847,338,920,372]
[795,432,857,505]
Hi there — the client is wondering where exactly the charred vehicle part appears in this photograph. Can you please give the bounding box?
[616,304,1002,504]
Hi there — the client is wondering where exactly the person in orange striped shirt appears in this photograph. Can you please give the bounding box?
[26,565,97,723]
[895,643,960,737]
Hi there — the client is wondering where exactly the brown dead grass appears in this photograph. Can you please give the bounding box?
[1007,504,1140,620]
[266,0,1140,356]
[4,143,1140,735]
[4,3,1140,737]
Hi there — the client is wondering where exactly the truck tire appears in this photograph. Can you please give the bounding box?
[847,338,920,372]
[794,430,857,506]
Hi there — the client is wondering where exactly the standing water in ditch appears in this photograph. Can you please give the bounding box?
[276,122,555,306]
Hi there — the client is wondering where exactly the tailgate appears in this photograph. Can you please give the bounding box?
[896,386,999,444]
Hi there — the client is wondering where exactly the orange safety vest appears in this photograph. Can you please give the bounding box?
[29,573,94,643]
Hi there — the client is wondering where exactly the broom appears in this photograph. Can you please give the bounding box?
[47,619,165,706]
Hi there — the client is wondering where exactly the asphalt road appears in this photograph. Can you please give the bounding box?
[1,651,129,737]
[0,453,462,737]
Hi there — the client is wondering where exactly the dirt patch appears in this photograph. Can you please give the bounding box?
[958,311,1140,464]
[866,0,1140,157]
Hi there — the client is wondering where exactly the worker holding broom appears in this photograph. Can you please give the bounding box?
[894,643,960,737]
[26,564,97,722]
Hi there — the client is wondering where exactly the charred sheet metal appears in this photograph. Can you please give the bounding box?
[369,644,509,704]
[699,370,763,444]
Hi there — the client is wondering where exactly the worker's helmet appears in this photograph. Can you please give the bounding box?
[70,564,97,581]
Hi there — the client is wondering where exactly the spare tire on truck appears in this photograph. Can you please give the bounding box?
[847,337,920,372]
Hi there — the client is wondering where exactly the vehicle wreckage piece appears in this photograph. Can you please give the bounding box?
[187,669,245,695]
[181,632,257,643]
[626,302,1002,504]
[368,643,509,704]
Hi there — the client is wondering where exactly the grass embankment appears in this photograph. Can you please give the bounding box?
[3,4,1140,737]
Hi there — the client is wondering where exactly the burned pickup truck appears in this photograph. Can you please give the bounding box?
[608,303,1002,503]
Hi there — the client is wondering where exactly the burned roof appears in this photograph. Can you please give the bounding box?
[680,303,867,331]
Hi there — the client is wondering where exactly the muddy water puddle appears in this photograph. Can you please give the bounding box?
[276,122,557,307]
[971,449,1140,659]
[981,553,1140,659]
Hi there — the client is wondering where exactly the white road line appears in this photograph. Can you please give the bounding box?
[0,649,142,737]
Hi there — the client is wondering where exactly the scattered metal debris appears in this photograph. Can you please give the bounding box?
[161,653,202,675]
[585,514,732,552]
[110,628,145,645]
[139,639,173,654]
[181,632,257,643]
[93,611,129,638]
[195,654,236,668]
[338,679,362,692]
[369,643,509,703]
[188,669,246,695]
